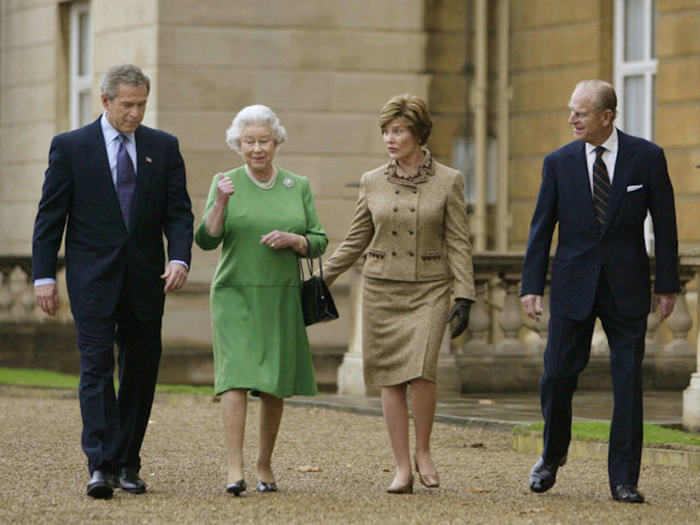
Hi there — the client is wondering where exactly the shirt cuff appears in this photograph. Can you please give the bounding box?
[170,260,189,271]
[34,278,57,287]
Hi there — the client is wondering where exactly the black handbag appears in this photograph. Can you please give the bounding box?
[300,243,339,326]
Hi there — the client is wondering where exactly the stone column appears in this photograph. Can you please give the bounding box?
[680,248,700,432]
[336,264,368,396]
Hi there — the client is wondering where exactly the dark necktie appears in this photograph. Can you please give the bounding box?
[116,134,136,228]
[592,146,610,227]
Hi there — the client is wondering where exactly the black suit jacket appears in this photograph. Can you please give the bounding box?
[521,129,680,321]
[32,116,194,320]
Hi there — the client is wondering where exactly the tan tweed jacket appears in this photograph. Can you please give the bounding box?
[322,151,476,301]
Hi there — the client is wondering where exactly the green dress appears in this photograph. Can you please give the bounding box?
[195,167,328,397]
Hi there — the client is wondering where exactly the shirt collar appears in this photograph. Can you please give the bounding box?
[585,127,618,156]
[101,112,135,144]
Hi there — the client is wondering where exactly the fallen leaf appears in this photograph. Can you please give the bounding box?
[468,487,491,493]
[297,465,322,472]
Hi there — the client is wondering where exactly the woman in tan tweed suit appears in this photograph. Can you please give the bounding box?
[322,94,476,494]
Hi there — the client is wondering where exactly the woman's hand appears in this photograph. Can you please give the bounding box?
[215,173,235,205]
[447,298,473,339]
[261,230,307,254]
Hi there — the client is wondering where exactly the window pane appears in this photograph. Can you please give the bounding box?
[625,0,645,61]
[78,12,90,76]
[79,90,92,127]
[624,75,645,136]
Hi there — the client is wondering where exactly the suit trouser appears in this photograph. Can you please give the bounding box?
[540,270,646,488]
[73,287,162,475]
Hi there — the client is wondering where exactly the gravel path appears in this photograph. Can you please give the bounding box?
[1,389,699,524]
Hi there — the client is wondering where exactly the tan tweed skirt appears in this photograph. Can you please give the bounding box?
[362,276,452,387]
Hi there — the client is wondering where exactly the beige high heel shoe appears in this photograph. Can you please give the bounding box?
[415,457,440,488]
[387,475,414,494]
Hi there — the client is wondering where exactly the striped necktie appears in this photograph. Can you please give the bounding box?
[592,146,610,227]
[116,134,136,229]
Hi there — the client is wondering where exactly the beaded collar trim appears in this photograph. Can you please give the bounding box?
[383,149,435,186]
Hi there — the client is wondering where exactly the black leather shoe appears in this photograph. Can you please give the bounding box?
[114,466,147,494]
[529,456,567,493]
[226,479,246,496]
[87,469,114,499]
[257,481,278,493]
[611,484,645,503]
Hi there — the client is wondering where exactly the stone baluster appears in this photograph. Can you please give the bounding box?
[462,277,491,355]
[645,310,662,356]
[496,275,525,355]
[0,268,14,321]
[664,281,695,356]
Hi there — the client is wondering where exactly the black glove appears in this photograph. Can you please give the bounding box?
[446,298,473,339]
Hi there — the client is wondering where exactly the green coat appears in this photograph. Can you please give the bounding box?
[195,166,328,397]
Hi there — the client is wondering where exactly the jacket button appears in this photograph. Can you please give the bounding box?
[408,230,414,235]
[392,251,397,256]
[408,251,414,257]
[393,206,398,212]
[392,231,397,235]
[395,189,400,194]
[412,188,417,194]
[410,207,415,212]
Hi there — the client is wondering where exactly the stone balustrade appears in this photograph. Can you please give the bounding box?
[2,252,700,431]
[336,252,699,432]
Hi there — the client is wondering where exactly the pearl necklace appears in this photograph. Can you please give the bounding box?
[245,165,277,190]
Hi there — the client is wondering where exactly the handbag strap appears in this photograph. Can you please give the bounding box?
[300,236,323,280]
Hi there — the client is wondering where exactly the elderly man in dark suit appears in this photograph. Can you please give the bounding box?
[520,79,679,503]
[32,63,194,499]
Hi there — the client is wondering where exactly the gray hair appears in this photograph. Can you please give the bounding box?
[226,105,287,153]
[100,63,150,100]
[575,79,618,120]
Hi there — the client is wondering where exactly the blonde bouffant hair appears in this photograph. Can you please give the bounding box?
[379,94,433,146]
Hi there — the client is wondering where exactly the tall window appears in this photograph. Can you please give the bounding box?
[614,0,656,251]
[69,2,92,129]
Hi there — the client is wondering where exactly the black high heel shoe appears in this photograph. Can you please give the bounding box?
[257,481,278,493]
[226,479,246,496]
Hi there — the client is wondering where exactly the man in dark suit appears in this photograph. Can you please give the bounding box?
[520,80,679,503]
[32,63,194,499]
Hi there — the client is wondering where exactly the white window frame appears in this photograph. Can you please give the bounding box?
[614,0,657,252]
[69,1,92,129]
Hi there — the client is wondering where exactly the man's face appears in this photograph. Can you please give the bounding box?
[567,87,612,146]
[102,83,148,134]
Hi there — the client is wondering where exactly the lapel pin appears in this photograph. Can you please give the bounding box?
[145,156,152,163]
[283,177,294,188]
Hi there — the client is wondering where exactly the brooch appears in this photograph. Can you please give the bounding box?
[283,177,294,188]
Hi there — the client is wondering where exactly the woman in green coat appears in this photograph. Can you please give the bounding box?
[195,105,328,495]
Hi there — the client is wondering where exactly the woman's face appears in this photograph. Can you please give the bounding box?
[381,118,421,163]
[240,124,276,174]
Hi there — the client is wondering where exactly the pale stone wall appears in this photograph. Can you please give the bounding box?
[509,0,612,251]
[3,0,700,385]
[0,0,63,256]
[657,0,700,250]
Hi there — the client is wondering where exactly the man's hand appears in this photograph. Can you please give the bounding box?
[161,262,188,293]
[521,294,543,322]
[653,293,676,323]
[35,283,59,316]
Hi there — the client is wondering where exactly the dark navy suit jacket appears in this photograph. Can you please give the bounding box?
[32,116,194,320]
[521,129,679,321]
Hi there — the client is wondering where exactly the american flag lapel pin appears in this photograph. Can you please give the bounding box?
[145,156,152,163]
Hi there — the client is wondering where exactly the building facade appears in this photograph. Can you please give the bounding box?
[1,0,699,391]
